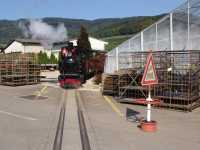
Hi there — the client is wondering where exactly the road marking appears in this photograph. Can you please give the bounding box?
[38,85,48,96]
[0,110,37,121]
[103,96,124,117]
[33,85,48,97]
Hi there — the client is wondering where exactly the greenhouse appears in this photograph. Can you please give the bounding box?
[103,0,200,111]
[105,0,200,74]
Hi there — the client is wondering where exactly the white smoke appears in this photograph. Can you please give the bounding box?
[18,21,29,38]
[19,19,68,49]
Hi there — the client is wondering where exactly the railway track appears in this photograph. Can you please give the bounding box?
[76,94,91,150]
[53,92,66,150]
[53,90,91,150]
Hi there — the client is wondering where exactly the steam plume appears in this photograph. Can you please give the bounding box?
[19,19,68,49]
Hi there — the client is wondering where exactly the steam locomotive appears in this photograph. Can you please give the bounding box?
[58,42,86,88]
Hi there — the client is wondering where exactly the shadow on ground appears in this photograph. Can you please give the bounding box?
[126,108,144,123]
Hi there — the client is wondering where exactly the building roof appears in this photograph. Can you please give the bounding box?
[3,39,42,51]
[53,41,69,46]
[15,39,41,45]
[70,36,108,44]
[52,41,70,50]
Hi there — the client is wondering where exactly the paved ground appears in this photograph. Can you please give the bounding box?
[0,71,199,150]
[0,84,62,150]
[79,90,200,150]
[41,71,60,88]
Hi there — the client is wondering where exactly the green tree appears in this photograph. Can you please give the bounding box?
[43,52,49,64]
[49,53,58,64]
[37,51,49,64]
[77,26,93,80]
[38,51,44,64]
[77,26,92,61]
[77,26,91,50]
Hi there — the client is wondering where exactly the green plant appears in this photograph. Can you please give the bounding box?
[49,53,58,64]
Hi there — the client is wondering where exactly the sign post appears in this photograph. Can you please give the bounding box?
[147,86,152,122]
[137,51,160,132]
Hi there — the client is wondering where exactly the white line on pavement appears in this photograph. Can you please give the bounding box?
[0,110,37,121]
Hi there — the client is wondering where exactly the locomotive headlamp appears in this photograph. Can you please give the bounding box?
[61,48,68,57]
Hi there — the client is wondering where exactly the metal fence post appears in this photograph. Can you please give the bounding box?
[116,47,119,71]
[187,0,190,49]
[170,13,174,50]
[141,32,144,51]
[156,23,158,51]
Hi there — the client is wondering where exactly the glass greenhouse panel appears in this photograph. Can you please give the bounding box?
[173,7,188,50]
[157,16,171,51]
[143,24,156,51]
[118,40,131,52]
[118,52,133,69]
[129,34,141,51]
[189,0,200,49]
[104,0,200,74]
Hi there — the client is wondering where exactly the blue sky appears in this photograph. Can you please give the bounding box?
[0,0,184,20]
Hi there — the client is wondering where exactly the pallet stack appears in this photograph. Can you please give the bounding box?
[118,68,147,99]
[116,51,200,111]
[102,73,119,96]
[0,53,41,86]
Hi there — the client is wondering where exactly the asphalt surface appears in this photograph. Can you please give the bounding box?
[79,90,200,150]
[0,84,62,150]
[0,71,199,150]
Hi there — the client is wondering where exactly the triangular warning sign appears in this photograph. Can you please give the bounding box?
[141,52,158,86]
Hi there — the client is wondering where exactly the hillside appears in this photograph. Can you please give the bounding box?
[0,15,164,46]
[102,35,133,51]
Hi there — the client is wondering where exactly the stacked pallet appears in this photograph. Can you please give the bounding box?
[118,69,138,87]
[0,53,40,86]
[118,69,147,99]
[116,51,200,111]
[102,73,118,96]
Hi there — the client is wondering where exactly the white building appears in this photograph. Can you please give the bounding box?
[51,37,108,59]
[4,39,44,54]
[50,41,69,59]
[70,37,108,51]
[3,37,108,60]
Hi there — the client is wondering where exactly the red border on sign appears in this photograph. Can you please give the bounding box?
[141,52,158,86]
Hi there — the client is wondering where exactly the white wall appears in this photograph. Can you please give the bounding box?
[70,37,108,51]
[24,45,44,53]
[89,37,108,51]
[4,41,24,53]
[4,41,44,54]
[70,39,78,47]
